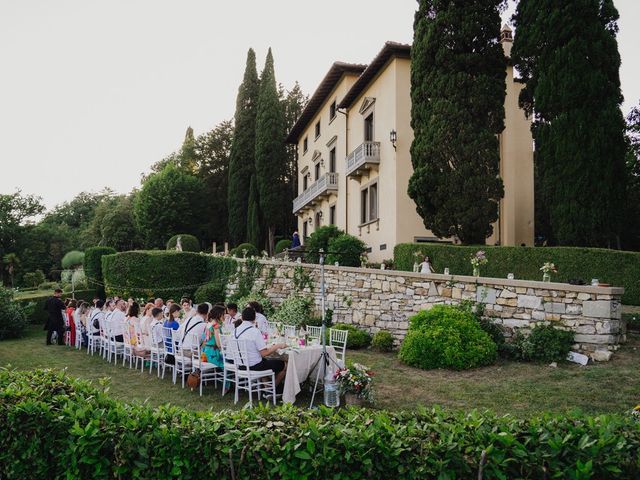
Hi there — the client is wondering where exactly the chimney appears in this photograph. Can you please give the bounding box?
[500,24,513,58]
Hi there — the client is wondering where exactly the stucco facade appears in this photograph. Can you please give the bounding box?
[287,28,534,262]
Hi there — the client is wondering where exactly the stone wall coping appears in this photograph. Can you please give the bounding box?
[238,258,624,295]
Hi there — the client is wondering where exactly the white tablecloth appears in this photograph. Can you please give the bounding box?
[281,345,337,404]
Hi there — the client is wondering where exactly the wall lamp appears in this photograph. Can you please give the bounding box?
[390,129,397,150]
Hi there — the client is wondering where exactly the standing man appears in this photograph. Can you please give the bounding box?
[44,288,65,345]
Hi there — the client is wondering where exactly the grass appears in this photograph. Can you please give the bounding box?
[2,326,639,417]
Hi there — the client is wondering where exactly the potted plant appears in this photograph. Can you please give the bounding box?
[470,250,488,277]
[335,363,374,406]
[540,262,557,282]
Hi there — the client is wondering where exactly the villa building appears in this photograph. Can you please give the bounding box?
[286,26,534,262]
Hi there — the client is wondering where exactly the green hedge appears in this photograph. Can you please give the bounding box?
[84,246,117,298]
[102,251,209,300]
[1,369,639,479]
[14,289,96,325]
[394,243,640,305]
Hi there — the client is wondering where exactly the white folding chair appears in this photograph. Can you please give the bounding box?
[219,333,237,397]
[190,334,223,396]
[107,323,125,364]
[74,312,84,350]
[122,328,134,368]
[283,324,297,338]
[306,325,322,341]
[227,338,276,407]
[266,321,282,334]
[172,329,193,388]
[63,312,71,346]
[87,314,102,356]
[329,328,348,365]
[161,327,176,381]
[148,324,165,377]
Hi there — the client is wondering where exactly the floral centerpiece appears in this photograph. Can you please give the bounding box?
[335,363,374,404]
[540,262,557,282]
[470,250,487,277]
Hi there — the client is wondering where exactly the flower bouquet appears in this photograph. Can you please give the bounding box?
[335,363,374,404]
[470,250,487,277]
[540,262,557,282]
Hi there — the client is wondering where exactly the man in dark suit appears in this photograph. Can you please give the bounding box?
[44,288,65,345]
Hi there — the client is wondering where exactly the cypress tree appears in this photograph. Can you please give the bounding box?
[408,0,506,244]
[228,49,259,245]
[255,48,288,254]
[512,0,627,247]
[246,173,261,249]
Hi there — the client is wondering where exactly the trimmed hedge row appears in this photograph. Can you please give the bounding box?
[1,369,639,479]
[15,289,96,325]
[101,251,239,301]
[84,246,116,297]
[395,243,640,305]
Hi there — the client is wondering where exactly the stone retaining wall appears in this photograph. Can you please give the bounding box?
[226,260,626,361]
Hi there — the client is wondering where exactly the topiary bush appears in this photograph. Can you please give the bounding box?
[0,286,27,340]
[305,225,343,263]
[372,330,395,352]
[399,305,497,370]
[332,323,372,349]
[166,234,201,252]
[194,282,226,304]
[230,242,259,258]
[275,239,292,254]
[84,246,117,298]
[509,324,575,363]
[61,250,84,269]
[326,234,367,267]
[394,242,640,305]
[102,251,209,300]
[272,295,314,326]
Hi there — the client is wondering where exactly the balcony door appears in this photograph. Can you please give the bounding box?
[364,113,374,142]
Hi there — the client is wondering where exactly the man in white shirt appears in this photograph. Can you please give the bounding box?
[224,303,241,330]
[177,303,208,351]
[88,300,105,337]
[181,298,195,325]
[110,299,127,342]
[248,301,269,334]
[233,308,287,386]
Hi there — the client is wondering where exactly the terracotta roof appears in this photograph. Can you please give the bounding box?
[285,62,366,144]
[338,42,411,110]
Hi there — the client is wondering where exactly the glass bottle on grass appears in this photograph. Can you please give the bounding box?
[324,369,340,408]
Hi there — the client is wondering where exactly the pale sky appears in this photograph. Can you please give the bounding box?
[1,0,639,210]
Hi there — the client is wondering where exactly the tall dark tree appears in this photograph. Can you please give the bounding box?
[246,173,261,249]
[623,103,640,250]
[195,120,234,248]
[408,0,506,244]
[280,82,308,236]
[228,49,260,245]
[512,0,627,247]
[255,48,288,253]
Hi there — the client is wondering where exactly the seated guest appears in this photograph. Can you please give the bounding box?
[140,302,156,347]
[66,299,77,346]
[177,303,208,351]
[248,301,269,335]
[149,307,165,348]
[225,303,241,329]
[75,302,88,346]
[201,305,225,368]
[233,307,287,387]
[110,299,128,342]
[163,304,181,353]
[127,302,148,357]
[181,298,195,323]
[88,300,105,337]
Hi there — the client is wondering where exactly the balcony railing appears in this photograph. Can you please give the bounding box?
[293,172,339,213]
[346,141,381,178]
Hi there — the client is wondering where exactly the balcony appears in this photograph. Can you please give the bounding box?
[346,141,380,178]
[293,172,339,213]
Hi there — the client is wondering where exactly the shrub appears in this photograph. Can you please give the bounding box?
[22,270,45,288]
[0,286,27,340]
[305,225,343,263]
[61,250,84,269]
[275,239,292,254]
[332,323,372,349]
[194,282,226,304]
[102,251,209,300]
[394,242,640,305]
[372,330,395,352]
[230,242,259,258]
[3,369,640,479]
[510,324,575,363]
[399,305,497,370]
[166,234,200,252]
[272,295,314,326]
[326,234,367,267]
[84,246,117,298]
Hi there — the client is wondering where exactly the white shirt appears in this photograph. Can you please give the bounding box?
[111,310,127,335]
[177,314,206,350]
[88,310,103,334]
[233,321,265,367]
[149,319,164,346]
[255,313,269,334]
[419,261,433,274]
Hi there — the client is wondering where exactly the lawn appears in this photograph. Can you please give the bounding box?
[1,326,639,416]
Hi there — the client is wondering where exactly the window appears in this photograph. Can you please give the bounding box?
[303,137,308,153]
[364,113,374,142]
[329,100,337,121]
[315,121,321,139]
[303,221,308,239]
[329,205,336,225]
[360,182,379,224]
[303,174,308,191]
[329,147,336,173]
[314,162,321,181]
